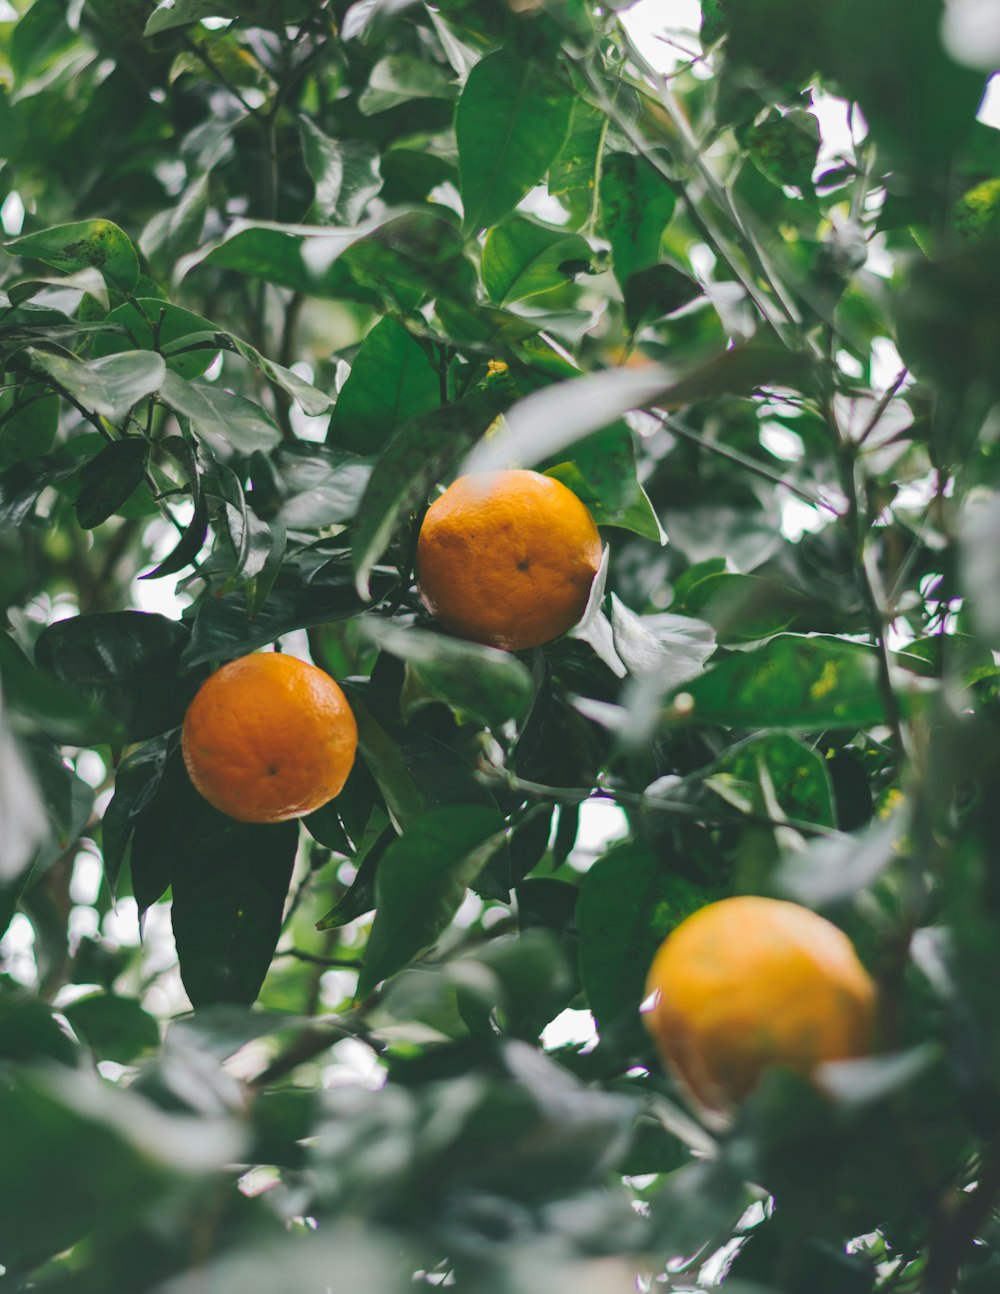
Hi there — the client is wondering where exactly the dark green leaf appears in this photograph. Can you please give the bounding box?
[35,612,200,743]
[181,571,394,668]
[93,300,220,380]
[358,805,506,995]
[75,439,148,529]
[101,732,174,894]
[64,993,160,1064]
[482,215,593,305]
[0,633,121,746]
[623,262,704,332]
[457,50,574,233]
[327,318,441,455]
[171,816,299,1007]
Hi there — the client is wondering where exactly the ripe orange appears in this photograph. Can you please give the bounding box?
[181,653,357,824]
[416,469,602,652]
[643,896,876,1110]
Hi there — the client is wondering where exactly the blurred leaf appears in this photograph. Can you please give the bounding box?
[160,370,281,454]
[747,110,820,189]
[599,151,676,287]
[229,337,335,417]
[35,611,200,743]
[0,1067,240,1274]
[773,812,902,905]
[358,805,506,995]
[74,439,148,528]
[610,597,716,686]
[364,619,534,728]
[358,53,456,115]
[28,348,165,422]
[351,390,506,598]
[0,706,48,886]
[64,993,161,1064]
[679,634,888,731]
[350,695,424,833]
[961,492,1000,647]
[5,219,139,292]
[139,174,211,280]
[171,815,299,1007]
[457,50,573,233]
[482,216,593,305]
[327,318,441,455]
[299,117,383,224]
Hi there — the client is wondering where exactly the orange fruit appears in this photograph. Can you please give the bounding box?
[643,896,876,1110]
[416,469,602,652]
[181,653,357,824]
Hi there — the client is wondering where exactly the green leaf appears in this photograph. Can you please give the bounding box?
[0,451,82,529]
[549,99,607,225]
[159,369,281,454]
[357,53,456,115]
[599,151,676,287]
[5,219,140,292]
[63,993,160,1064]
[363,619,534,728]
[101,733,174,894]
[229,336,334,416]
[747,109,820,190]
[457,50,574,233]
[961,493,1000,647]
[327,318,441,455]
[0,633,121,747]
[299,118,383,224]
[181,571,394,668]
[93,300,220,380]
[0,383,59,469]
[139,174,211,279]
[351,390,506,598]
[274,445,373,528]
[623,262,704,332]
[609,598,716,687]
[22,736,95,876]
[28,348,166,422]
[171,815,299,1007]
[341,211,475,311]
[482,215,593,305]
[358,805,506,995]
[544,421,664,540]
[7,267,110,312]
[703,730,836,828]
[349,695,424,834]
[578,840,710,1040]
[0,722,48,888]
[74,440,148,529]
[35,612,201,743]
[678,634,889,731]
[774,814,903,906]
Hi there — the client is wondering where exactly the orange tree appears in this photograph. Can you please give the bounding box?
[1,1,999,1290]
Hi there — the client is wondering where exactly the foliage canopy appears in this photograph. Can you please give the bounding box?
[1,0,1000,1290]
